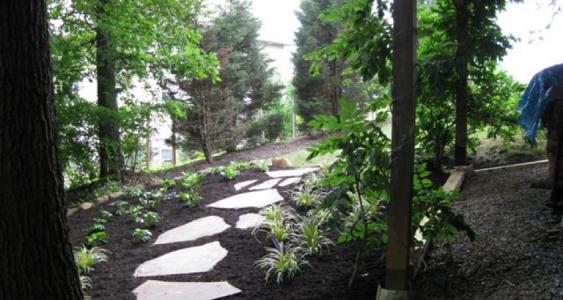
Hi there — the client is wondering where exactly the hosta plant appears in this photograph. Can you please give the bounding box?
[132,228,152,243]
[110,200,129,216]
[179,191,202,208]
[160,179,176,191]
[99,210,113,221]
[139,197,159,210]
[127,205,144,220]
[255,240,308,284]
[181,172,203,190]
[84,231,108,247]
[74,246,109,274]
[220,165,239,180]
[135,211,161,228]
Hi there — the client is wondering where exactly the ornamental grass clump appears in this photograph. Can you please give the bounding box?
[255,240,308,284]
[292,212,333,256]
[74,246,110,274]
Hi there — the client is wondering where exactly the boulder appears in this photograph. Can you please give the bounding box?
[272,156,292,168]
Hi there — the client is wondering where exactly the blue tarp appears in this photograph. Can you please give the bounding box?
[518,63,563,143]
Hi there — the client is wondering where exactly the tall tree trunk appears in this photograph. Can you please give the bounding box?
[171,121,177,166]
[96,0,123,179]
[199,98,214,163]
[0,1,84,298]
[330,60,340,116]
[454,0,469,166]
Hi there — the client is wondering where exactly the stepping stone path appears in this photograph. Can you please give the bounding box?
[207,189,283,209]
[248,178,282,191]
[153,216,230,245]
[278,176,301,187]
[134,241,228,277]
[235,213,265,230]
[266,167,319,178]
[132,168,321,299]
[234,179,258,191]
[134,280,241,300]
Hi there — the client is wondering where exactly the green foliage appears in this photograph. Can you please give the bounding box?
[255,240,308,284]
[131,228,152,244]
[84,231,108,247]
[135,212,161,229]
[126,205,144,220]
[160,179,176,191]
[110,200,129,216]
[138,197,159,210]
[99,210,113,221]
[220,165,239,180]
[181,172,203,190]
[179,191,202,208]
[255,160,270,172]
[74,246,109,275]
[291,184,319,208]
[80,275,92,291]
[292,212,333,256]
[171,0,283,161]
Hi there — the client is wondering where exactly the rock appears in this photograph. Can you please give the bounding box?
[109,191,124,199]
[133,280,241,300]
[96,195,110,204]
[153,216,230,245]
[235,213,265,230]
[134,241,227,277]
[67,208,78,216]
[272,156,292,168]
[278,177,301,187]
[207,189,283,209]
[266,167,319,178]
[234,179,258,191]
[248,178,282,191]
[80,202,94,210]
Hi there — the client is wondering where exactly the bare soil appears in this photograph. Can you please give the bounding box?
[414,165,563,299]
[68,168,385,300]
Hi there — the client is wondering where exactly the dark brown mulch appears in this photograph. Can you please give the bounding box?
[158,133,332,179]
[68,168,385,300]
[414,165,563,299]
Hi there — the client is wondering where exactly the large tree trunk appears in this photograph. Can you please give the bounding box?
[454,0,469,166]
[0,1,84,298]
[96,0,123,179]
[199,98,214,163]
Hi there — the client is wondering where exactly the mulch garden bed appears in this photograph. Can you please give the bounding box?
[68,168,385,299]
[414,164,563,299]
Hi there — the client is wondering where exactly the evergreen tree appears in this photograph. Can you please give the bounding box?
[292,0,371,126]
[171,0,283,163]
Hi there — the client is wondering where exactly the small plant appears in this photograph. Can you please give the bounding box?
[139,197,158,210]
[84,231,108,247]
[80,275,92,291]
[179,191,202,208]
[127,204,144,219]
[254,205,296,242]
[292,184,318,208]
[93,180,122,199]
[160,178,176,191]
[135,211,161,228]
[74,246,109,274]
[110,200,129,216]
[220,165,239,180]
[292,214,333,256]
[88,223,106,234]
[125,185,145,198]
[204,166,222,175]
[255,160,270,172]
[255,240,308,283]
[181,172,203,190]
[99,210,113,221]
[230,160,253,171]
[132,228,152,243]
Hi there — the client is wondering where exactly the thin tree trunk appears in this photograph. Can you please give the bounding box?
[454,0,469,166]
[199,97,214,163]
[96,0,123,179]
[171,121,177,166]
[0,1,83,298]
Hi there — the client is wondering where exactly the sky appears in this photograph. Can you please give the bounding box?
[249,0,563,83]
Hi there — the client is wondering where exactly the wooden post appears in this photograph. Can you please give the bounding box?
[385,0,417,294]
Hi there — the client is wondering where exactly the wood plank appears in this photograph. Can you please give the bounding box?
[474,160,548,174]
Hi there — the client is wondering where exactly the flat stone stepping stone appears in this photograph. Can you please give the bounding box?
[266,167,319,178]
[278,177,301,187]
[207,189,283,209]
[153,216,230,245]
[134,241,227,277]
[234,179,258,191]
[248,178,282,191]
[133,280,241,300]
[235,213,265,229]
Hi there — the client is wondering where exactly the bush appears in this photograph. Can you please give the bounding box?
[132,228,152,243]
[255,240,308,284]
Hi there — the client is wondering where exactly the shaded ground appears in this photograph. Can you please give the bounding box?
[415,165,563,299]
[69,168,385,299]
[158,133,331,179]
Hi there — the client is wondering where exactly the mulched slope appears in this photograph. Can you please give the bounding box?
[68,168,385,300]
[414,165,563,299]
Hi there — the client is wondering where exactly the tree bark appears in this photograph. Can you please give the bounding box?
[454,0,469,166]
[96,0,123,179]
[0,1,84,298]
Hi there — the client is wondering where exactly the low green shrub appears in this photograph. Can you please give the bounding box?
[74,246,109,274]
[132,228,152,243]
